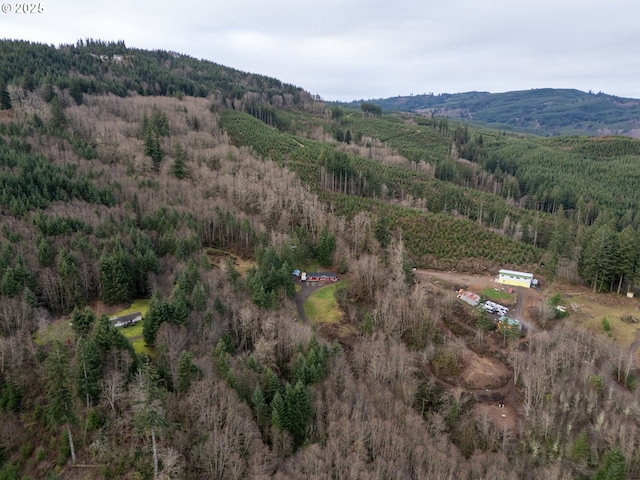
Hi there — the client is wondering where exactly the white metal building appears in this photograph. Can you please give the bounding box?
[497,269,534,288]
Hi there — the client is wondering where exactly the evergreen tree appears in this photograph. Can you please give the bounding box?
[44,341,77,464]
[92,314,134,355]
[99,242,134,305]
[143,294,172,347]
[176,350,199,393]
[172,141,188,179]
[284,381,313,446]
[75,336,104,407]
[68,78,83,105]
[316,227,336,267]
[246,246,294,308]
[0,78,11,110]
[1,266,22,297]
[615,225,638,294]
[56,248,81,312]
[375,217,391,249]
[579,224,617,292]
[141,106,170,171]
[594,447,626,480]
[191,283,207,311]
[568,429,589,464]
[149,106,170,136]
[170,287,190,325]
[292,353,309,386]
[132,362,167,479]
[21,68,34,92]
[37,236,54,267]
[144,129,164,171]
[71,306,97,338]
[41,75,55,102]
[49,95,67,132]
[270,391,287,432]
[251,385,269,429]
[545,207,569,281]
[262,367,281,404]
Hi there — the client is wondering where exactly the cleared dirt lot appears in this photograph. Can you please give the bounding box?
[415,269,545,326]
[415,269,545,433]
[415,268,640,433]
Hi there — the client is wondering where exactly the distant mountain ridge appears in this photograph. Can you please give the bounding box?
[346,89,640,137]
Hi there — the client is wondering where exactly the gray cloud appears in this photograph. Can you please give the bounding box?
[1,0,639,100]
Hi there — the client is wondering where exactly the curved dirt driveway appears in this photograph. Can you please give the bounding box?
[294,283,320,324]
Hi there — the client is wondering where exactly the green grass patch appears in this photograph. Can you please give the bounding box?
[119,321,144,338]
[112,300,151,355]
[119,321,151,356]
[129,335,151,356]
[481,287,516,305]
[304,282,346,325]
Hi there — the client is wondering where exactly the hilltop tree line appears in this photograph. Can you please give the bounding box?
[0,39,309,105]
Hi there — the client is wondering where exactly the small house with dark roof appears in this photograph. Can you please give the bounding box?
[306,272,338,282]
[110,312,143,328]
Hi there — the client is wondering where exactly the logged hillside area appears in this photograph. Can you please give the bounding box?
[1,40,640,480]
[347,89,640,137]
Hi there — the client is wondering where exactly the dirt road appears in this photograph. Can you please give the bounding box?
[294,282,319,324]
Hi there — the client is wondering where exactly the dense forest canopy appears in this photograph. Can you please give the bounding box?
[0,39,310,103]
[0,39,640,479]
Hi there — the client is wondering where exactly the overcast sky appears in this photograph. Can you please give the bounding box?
[1,0,639,101]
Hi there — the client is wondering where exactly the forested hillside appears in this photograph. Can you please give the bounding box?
[1,39,640,479]
[347,89,640,137]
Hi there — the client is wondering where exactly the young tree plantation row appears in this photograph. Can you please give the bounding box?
[0,40,639,479]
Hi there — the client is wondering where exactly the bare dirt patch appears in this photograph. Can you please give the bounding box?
[206,247,255,275]
[475,402,518,433]
[460,348,510,390]
[89,300,126,318]
[0,109,14,122]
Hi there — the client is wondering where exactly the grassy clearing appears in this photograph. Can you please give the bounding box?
[129,335,151,356]
[304,282,346,325]
[119,321,143,338]
[36,300,152,356]
[112,300,152,355]
[566,292,640,348]
[481,287,516,305]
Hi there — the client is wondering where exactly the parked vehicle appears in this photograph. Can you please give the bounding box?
[483,303,496,314]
